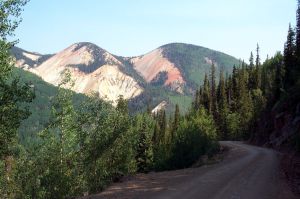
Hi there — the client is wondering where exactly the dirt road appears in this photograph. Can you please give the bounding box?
[86,141,298,199]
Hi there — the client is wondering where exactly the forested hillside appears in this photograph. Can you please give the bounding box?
[11,68,87,146]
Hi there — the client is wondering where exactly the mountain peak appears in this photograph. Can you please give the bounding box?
[70,42,106,54]
[37,42,123,74]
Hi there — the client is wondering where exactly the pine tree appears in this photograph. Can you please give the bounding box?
[193,90,200,110]
[217,68,228,139]
[226,75,233,109]
[159,110,167,144]
[217,68,227,112]
[296,0,300,83]
[284,23,296,87]
[249,51,254,68]
[273,53,285,100]
[136,115,153,172]
[232,65,239,110]
[296,0,300,59]
[173,104,180,132]
[116,95,129,115]
[152,122,160,145]
[202,73,211,112]
[237,68,253,140]
[210,63,218,118]
[255,44,261,68]
[255,44,262,89]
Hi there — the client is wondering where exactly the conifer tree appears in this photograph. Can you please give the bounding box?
[255,44,262,89]
[152,122,160,145]
[273,53,285,100]
[193,90,200,110]
[217,68,228,139]
[226,75,233,108]
[159,110,167,144]
[217,68,227,112]
[284,23,296,87]
[116,95,128,115]
[136,114,153,172]
[173,104,180,132]
[296,0,300,59]
[249,52,254,68]
[202,73,211,112]
[255,44,261,68]
[210,63,218,118]
[231,65,239,110]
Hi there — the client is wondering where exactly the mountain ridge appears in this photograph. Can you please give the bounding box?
[12,42,240,109]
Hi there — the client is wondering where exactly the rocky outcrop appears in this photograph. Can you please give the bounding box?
[151,101,168,114]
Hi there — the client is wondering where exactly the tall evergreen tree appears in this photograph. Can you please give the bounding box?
[217,68,227,112]
[231,65,239,110]
[255,44,262,89]
[210,63,218,118]
[296,0,300,59]
[202,73,211,112]
[217,68,228,139]
[273,53,285,100]
[284,23,296,87]
[173,104,180,132]
[255,44,261,68]
[249,51,254,68]
[116,95,128,115]
[193,90,200,110]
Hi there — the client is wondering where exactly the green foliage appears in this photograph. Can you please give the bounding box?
[76,95,136,193]
[0,78,34,159]
[11,67,87,145]
[225,112,241,140]
[0,1,32,198]
[168,108,219,169]
[134,113,155,172]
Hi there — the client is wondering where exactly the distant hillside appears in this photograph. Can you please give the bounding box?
[11,67,87,145]
[160,43,239,88]
[11,46,53,69]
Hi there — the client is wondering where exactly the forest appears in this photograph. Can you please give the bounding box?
[0,0,300,199]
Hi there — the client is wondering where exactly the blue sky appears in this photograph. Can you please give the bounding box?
[15,0,296,61]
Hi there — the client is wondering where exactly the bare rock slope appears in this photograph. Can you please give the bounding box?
[131,48,185,93]
[14,43,143,104]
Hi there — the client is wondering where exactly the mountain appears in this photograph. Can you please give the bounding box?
[160,43,239,87]
[12,42,240,110]
[13,43,143,105]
